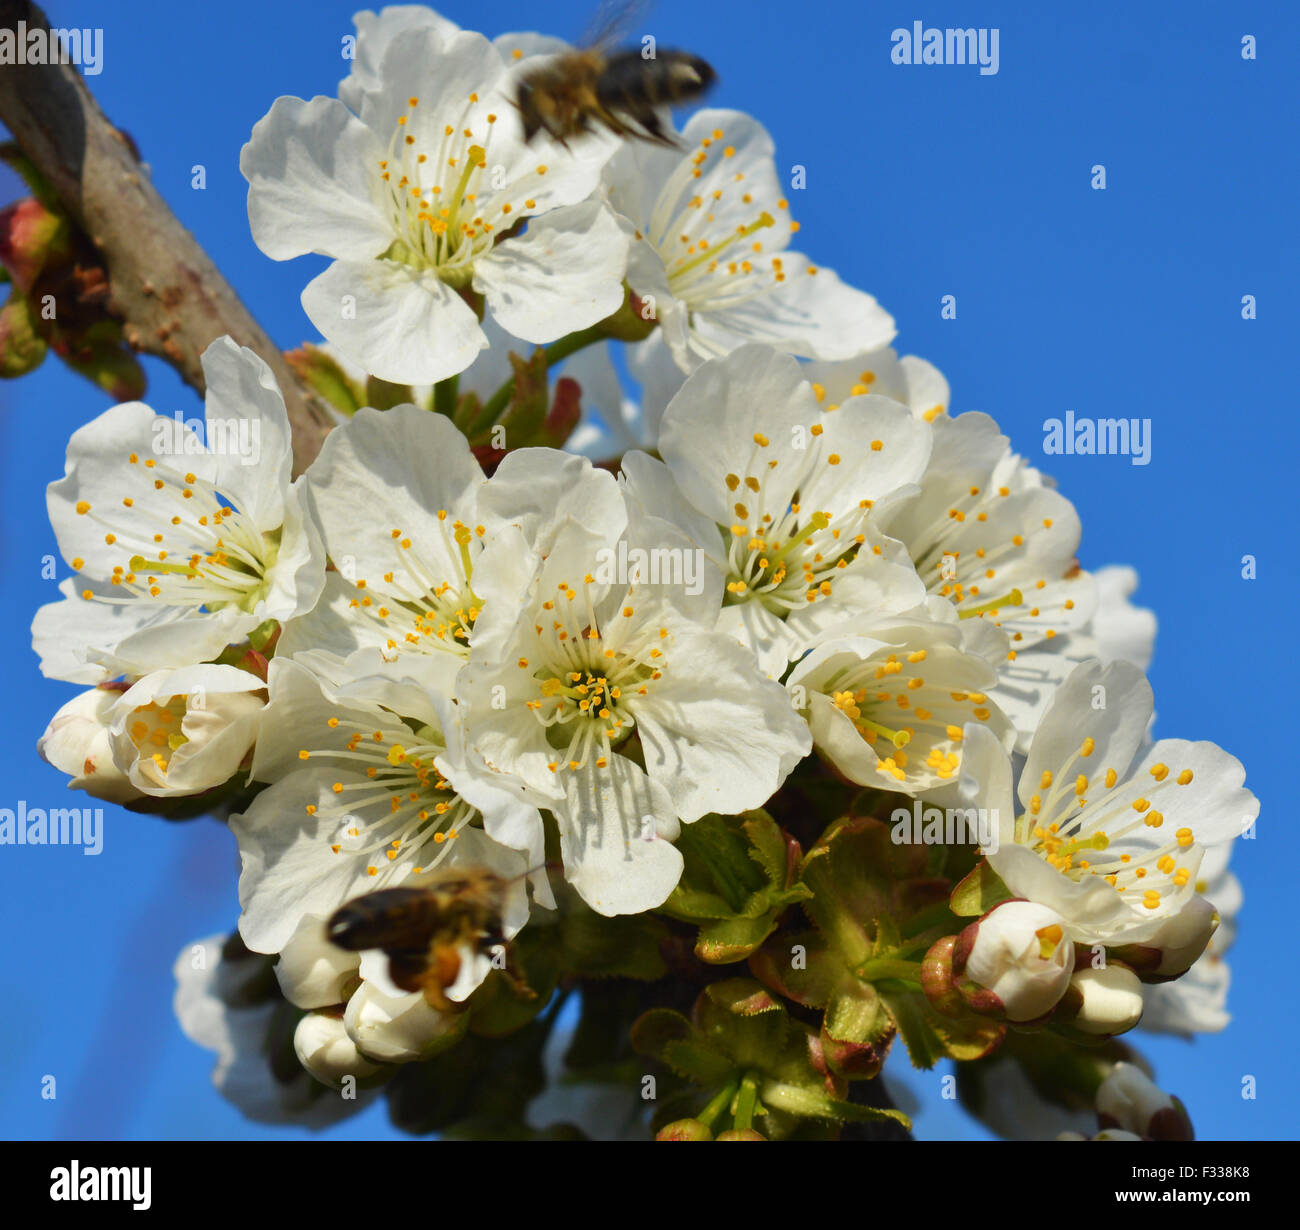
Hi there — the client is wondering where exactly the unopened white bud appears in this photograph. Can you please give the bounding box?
[293,1011,387,1085]
[1096,1062,1191,1139]
[1068,964,1145,1035]
[343,982,462,1064]
[275,915,361,1009]
[963,901,1075,1022]
[38,687,141,804]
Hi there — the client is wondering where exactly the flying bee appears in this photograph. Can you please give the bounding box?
[513,1,716,147]
[327,866,536,1012]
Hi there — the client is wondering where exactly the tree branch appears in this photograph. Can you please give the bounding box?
[0,0,332,474]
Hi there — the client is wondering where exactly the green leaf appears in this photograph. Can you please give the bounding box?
[950,859,1014,917]
[824,976,893,1050]
[661,1039,738,1086]
[882,988,1004,1068]
[742,810,790,885]
[696,912,780,963]
[760,1081,912,1130]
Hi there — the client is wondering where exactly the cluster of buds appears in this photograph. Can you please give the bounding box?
[0,145,145,399]
[923,899,1149,1037]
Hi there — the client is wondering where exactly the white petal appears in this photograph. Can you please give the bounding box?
[1020,660,1153,809]
[556,757,684,916]
[199,339,293,531]
[241,94,390,261]
[475,201,628,344]
[302,258,487,385]
[633,620,810,822]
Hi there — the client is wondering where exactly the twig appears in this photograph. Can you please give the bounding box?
[0,0,332,474]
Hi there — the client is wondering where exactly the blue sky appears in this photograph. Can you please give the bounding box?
[1,0,1295,1140]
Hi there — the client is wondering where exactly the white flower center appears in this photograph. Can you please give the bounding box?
[299,714,475,881]
[126,696,189,779]
[345,514,482,666]
[822,649,989,786]
[374,93,549,287]
[1018,743,1201,914]
[520,577,667,775]
[637,126,805,329]
[720,432,875,613]
[904,480,1063,642]
[74,453,277,612]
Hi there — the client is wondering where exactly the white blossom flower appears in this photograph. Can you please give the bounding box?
[962,900,1075,1022]
[230,657,543,995]
[241,24,628,385]
[787,607,1013,794]
[459,500,811,915]
[32,338,325,683]
[622,344,931,676]
[105,664,265,797]
[279,405,622,695]
[877,411,1100,747]
[960,660,1258,948]
[37,685,141,804]
[603,109,895,372]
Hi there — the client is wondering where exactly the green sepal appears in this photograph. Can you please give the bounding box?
[285,342,364,416]
[490,348,549,443]
[364,373,415,411]
[950,858,1014,917]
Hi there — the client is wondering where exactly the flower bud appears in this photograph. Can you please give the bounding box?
[0,290,48,378]
[1096,1062,1194,1141]
[38,686,142,804]
[715,1128,766,1140]
[284,342,366,417]
[275,915,362,1009]
[1059,964,1145,1036]
[655,1119,713,1141]
[107,666,265,797]
[0,196,70,292]
[957,901,1075,1022]
[293,1010,388,1086]
[343,982,463,1064]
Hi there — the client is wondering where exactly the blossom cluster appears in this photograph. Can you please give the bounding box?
[30,6,1253,1139]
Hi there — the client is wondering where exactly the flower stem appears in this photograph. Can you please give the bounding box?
[732,1071,760,1132]
[433,373,458,417]
[854,956,924,983]
[697,1078,740,1129]
[471,323,608,436]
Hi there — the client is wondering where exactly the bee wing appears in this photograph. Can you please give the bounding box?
[580,0,656,50]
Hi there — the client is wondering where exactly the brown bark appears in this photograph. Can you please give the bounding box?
[0,0,332,473]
